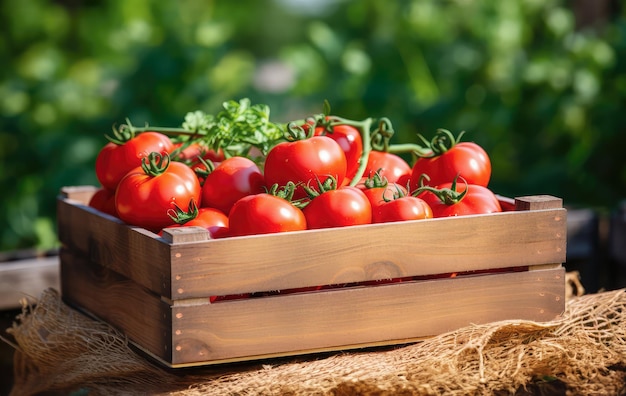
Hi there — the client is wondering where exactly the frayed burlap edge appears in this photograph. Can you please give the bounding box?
[4,285,626,396]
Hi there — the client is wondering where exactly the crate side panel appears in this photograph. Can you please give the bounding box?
[170,267,565,365]
[57,197,173,297]
[61,185,99,204]
[170,209,566,298]
[60,248,173,362]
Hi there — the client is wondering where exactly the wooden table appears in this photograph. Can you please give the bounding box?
[0,254,60,310]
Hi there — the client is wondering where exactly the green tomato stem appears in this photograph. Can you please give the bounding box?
[386,142,434,157]
[283,122,312,141]
[131,125,200,136]
[167,200,199,224]
[343,117,373,186]
[362,169,389,189]
[414,174,468,205]
[141,152,171,177]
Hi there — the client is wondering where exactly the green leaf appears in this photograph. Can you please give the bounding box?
[182,98,285,158]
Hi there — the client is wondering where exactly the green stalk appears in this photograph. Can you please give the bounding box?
[127,124,200,137]
[386,142,433,157]
[327,116,373,187]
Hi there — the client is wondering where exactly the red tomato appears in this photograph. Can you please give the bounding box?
[209,293,251,303]
[357,173,408,212]
[361,184,406,212]
[201,156,265,214]
[95,131,174,190]
[162,204,229,239]
[397,173,411,188]
[303,186,372,229]
[363,151,412,184]
[172,141,224,164]
[314,123,363,184]
[228,193,307,237]
[497,195,516,212]
[372,196,433,223]
[419,181,502,218]
[88,187,117,217]
[264,136,347,199]
[410,130,491,190]
[115,153,202,232]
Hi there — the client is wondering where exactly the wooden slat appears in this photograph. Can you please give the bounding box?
[515,195,563,211]
[58,188,567,300]
[59,185,99,204]
[167,208,566,298]
[60,248,173,362]
[169,267,565,366]
[60,253,564,367]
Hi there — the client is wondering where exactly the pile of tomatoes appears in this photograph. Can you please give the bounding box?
[90,103,503,239]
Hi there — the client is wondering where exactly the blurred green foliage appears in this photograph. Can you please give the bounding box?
[1,0,624,253]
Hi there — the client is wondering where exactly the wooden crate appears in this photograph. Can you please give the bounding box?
[58,186,567,368]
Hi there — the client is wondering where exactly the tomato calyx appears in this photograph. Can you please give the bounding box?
[140,152,172,177]
[415,174,469,205]
[419,128,467,158]
[362,169,408,203]
[192,156,217,182]
[382,183,413,203]
[362,169,389,189]
[105,118,140,145]
[284,122,315,141]
[167,199,200,225]
[302,176,338,200]
[265,181,306,204]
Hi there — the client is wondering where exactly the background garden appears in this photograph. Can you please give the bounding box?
[1,0,624,256]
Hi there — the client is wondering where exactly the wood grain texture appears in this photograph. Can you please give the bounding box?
[168,268,564,366]
[167,208,566,298]
[0,256,59,310]
[515,195,563,211]
[57,194,173,297]
[60,254,564,367]
[59,188,567,300]
[60,248,173,362]
[59,187,567,367]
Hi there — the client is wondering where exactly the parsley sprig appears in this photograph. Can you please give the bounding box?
[119,98,286,158]
[182,98,285,157]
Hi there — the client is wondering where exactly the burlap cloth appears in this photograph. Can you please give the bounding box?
[3,278,626,395]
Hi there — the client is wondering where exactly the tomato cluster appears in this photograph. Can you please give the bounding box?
[89,103,503,239]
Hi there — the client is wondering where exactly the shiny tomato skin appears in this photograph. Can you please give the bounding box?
[88,187,117,217]
[372,196,433,223]
[303,186,372,229]
[314,124,363,183]
[201,156,265,215]
[397,173,411,189]
[162,207,229,239]
[115,161,201,232]
[264,136,347,199]
[420,182,502,218]
[95,132,174,190]
[228,194,307,237]
[363,151,412,184]
[410,142,491,190]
